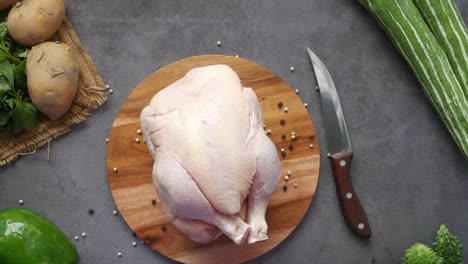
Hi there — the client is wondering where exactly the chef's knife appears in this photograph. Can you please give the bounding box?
[306,47,371,239]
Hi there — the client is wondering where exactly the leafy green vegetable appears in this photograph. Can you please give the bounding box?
[0,42,20,64]
[10,100,37,133]
[0,21,21,64]
[0,22,7,39]
[0,59,14,86]
[401,243,443,264]
[0,110,9,127]
[12,46,27,59]
[0,78,10,100]
[434,225,464,264]
[14,59,27,93]
[0,19,37,134]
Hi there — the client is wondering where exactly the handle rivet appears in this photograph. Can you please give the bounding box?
[346,192,353,199]
[340,160,346,167]
[358,223,364,230]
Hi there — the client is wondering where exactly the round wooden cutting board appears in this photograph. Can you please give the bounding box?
[106,55,320,264]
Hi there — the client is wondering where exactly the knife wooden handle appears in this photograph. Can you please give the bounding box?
[329,151,371,239]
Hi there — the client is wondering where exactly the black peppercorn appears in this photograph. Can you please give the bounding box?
[277,101,283,108]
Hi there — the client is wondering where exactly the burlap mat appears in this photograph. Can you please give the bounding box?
[0,19,108,166]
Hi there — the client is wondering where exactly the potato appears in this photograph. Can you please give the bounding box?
[0,0,19,10]
[7,0,65,46]
[27,42,79,120]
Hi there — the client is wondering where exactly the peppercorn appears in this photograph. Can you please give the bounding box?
[280,119,286,125]
[283,185,288,191]
[151,199,156,205]
[278,101,283,108]
[281,134,286,140]
[161,224,167,232]
[288,144,293,151]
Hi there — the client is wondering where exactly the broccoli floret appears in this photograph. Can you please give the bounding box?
[401,243,443,264]
[434,225,464,264]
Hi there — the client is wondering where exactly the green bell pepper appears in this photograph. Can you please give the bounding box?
[0,208,78,264]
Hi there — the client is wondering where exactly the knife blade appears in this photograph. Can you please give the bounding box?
[307,47,371,239]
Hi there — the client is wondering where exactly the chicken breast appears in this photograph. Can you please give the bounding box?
[141,65,281,244]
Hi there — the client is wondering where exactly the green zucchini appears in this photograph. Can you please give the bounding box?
[413,0,468,96]
[358,0,468,158]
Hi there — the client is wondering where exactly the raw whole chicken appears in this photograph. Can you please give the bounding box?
[141,65,281,244]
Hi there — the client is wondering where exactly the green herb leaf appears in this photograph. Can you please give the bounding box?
[12,46,27,59]
[0,18,36,135]
[0,22,7,40]
[11,100,37,134]
[0,37,21,65]
[0,59,14,86]
[5,98,14,109]
[0,52,7,62]
[14,59,27,93]
[0,109,9,126]
[0,37,12,52]
[0,78,10,100]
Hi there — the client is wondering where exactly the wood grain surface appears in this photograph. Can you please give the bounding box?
[106,55,320,264]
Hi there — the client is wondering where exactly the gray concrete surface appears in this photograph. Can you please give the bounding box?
[1,0,468,263]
